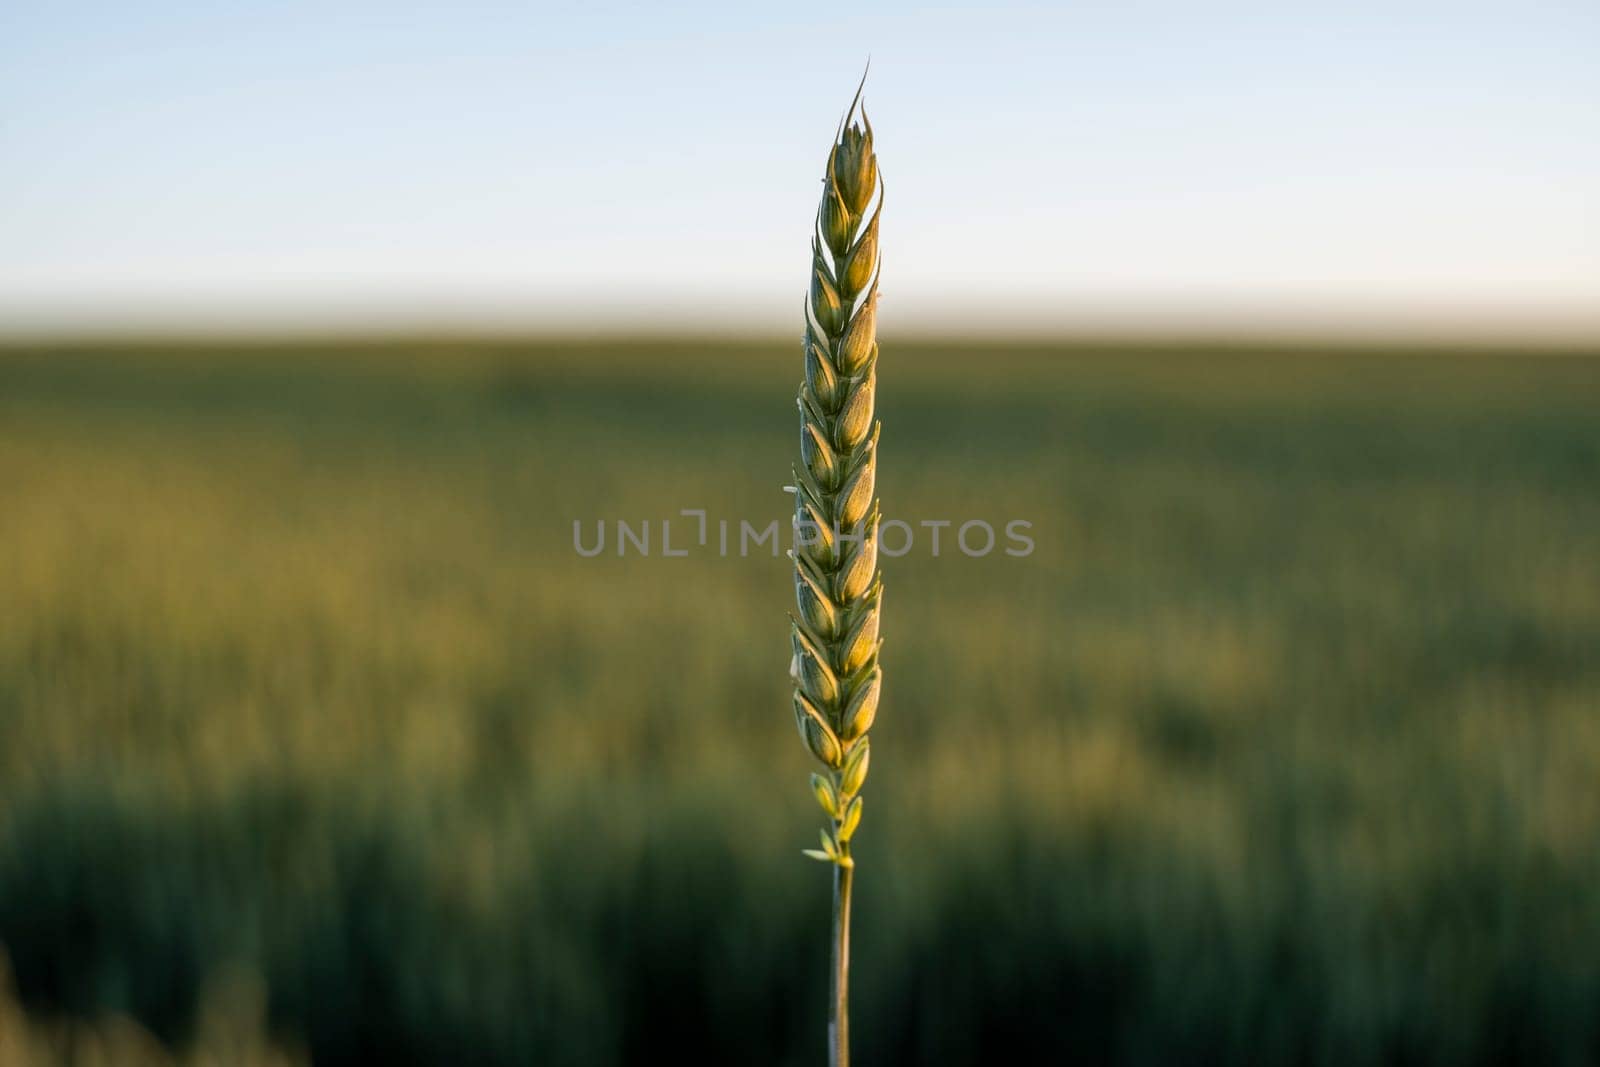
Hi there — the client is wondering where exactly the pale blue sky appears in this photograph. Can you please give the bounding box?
[2,1,1597,338]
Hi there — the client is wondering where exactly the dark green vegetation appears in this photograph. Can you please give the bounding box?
[1,337,1597,1065]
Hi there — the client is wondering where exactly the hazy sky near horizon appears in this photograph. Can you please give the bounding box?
[2,1,1597,337]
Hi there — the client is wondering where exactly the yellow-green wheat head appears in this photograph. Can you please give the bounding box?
[790,91,881,869]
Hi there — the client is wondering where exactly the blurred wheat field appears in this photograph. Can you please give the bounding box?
[1,338,1598,1065]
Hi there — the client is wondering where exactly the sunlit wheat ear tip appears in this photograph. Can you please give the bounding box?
[832,117,876,216]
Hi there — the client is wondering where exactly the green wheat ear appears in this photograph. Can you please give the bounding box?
[788,72,880,1067]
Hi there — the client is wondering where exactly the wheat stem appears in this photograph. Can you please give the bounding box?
[830,863,854,1066]
[790,76,880,1067]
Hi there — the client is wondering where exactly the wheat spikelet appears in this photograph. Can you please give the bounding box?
[791,79,880,871]
[788,75,880,1067]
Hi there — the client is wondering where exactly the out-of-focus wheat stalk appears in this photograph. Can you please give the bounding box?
[788,74,881,1067]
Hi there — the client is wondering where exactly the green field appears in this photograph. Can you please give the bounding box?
[1,337,1597,1065]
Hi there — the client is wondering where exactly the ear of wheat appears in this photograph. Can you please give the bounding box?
[788,76,880,1067]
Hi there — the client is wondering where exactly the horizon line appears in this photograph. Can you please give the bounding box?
[4,292,1599,349]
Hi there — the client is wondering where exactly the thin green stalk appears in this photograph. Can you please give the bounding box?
[830,863,854,1067]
